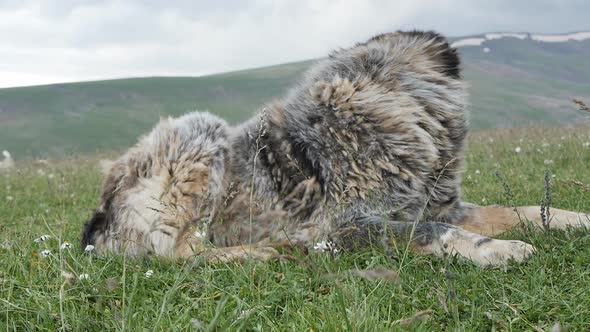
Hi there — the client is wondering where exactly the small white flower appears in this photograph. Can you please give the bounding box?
[78,273,90,280]
[583,142,590,148]
[313,240,338,254]
[481,197,487,203]
[313,241,329,252]
[60,242,72,250]
[544,159,553,165]
[48,173,55,179]
[40,249,51,257]
[36,169,46,175]
[84,245,95,253]
[34,235,51,243]
[552,174,556,178]
[145,270,154,278]
[5,196,13,201]
[194,230,205,239]
[514,147,521,153]
[475,170,481,175]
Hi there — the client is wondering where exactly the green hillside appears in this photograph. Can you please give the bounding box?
[1,33,589,159]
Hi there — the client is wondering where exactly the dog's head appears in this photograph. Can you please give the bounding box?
[81,112,231,254]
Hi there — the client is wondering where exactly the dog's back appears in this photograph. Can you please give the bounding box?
[253,31,468,223]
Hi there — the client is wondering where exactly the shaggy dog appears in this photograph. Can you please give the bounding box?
[81,31,589,266]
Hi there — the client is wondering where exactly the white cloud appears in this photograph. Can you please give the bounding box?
[0,0,588,88]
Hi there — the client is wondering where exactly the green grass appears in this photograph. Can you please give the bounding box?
[1,127,590,330]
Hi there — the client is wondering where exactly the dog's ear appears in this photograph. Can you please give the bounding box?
[80,210,109,248]
[366,30,461,79]
[398,30,461,79]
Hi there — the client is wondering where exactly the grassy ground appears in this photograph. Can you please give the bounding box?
[1,127,589,331]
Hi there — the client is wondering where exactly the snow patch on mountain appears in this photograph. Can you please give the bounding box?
[451,38,485,48]
[531,32,590,42]
[485,33,527,40]
[451,31,590,48]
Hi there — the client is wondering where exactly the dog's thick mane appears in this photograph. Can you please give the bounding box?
[232,30,468,220]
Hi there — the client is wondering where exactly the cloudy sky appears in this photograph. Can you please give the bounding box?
[0,0,588,88]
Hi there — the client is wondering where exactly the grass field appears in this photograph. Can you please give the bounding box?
[1,126,590,330]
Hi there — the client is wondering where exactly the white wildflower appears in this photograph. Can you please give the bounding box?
[544,159,553,165]
[481,198,487,203]
[475,170,481,175]
[313,240,338,254]
[84,244,95,253]
[48,173,55,179]
[194,230,205,239]
[514,146,521,153]
[78,273,90,280]
[60,242,72,250]
[314,241,329,251]
[40,249,51,257]
[552,174,556,178]
[36,169,46,176]
[145,270,154,278]
[34,235,51,243]
[583,142,590,148]
[6,196,13,201]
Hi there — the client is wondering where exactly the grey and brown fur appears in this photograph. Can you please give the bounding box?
[81,31,589,266]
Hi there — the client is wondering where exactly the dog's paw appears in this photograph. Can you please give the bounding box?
[469,239,536,267]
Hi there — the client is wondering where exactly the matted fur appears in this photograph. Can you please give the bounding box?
[82,31,589,266]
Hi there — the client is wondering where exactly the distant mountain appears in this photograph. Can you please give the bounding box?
[449,31,590,128]
[1,31,589,159]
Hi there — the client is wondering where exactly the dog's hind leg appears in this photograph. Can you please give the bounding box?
[334,216,535,266]
[456,205,590,237]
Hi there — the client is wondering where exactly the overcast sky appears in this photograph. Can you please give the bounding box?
[0,0,588,88]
